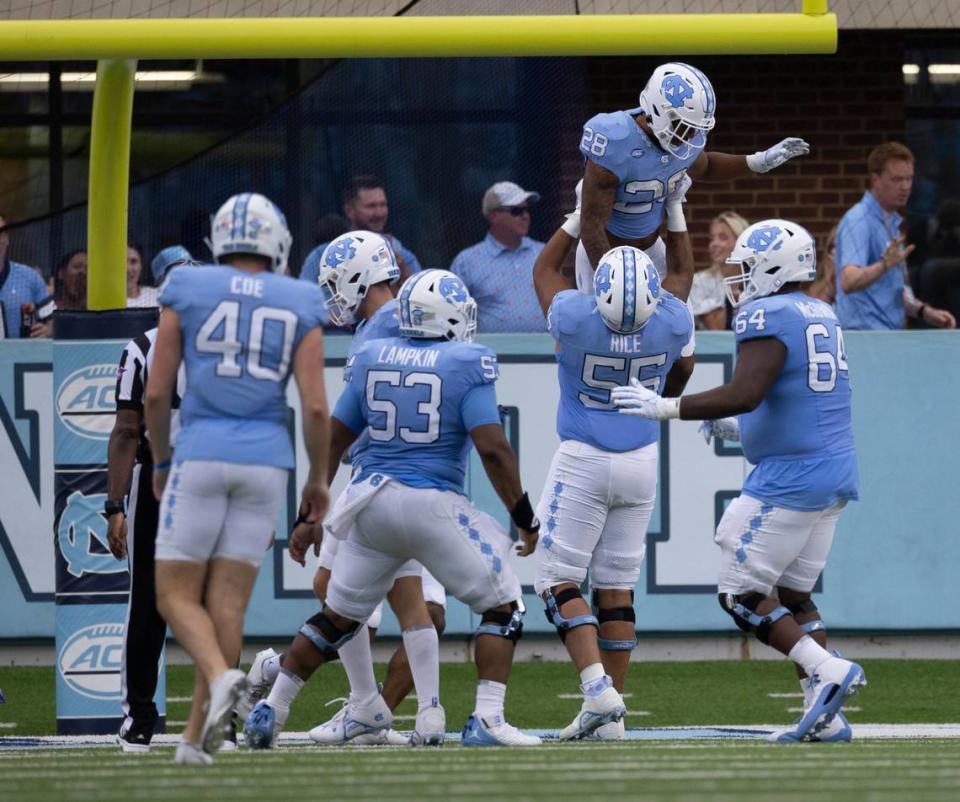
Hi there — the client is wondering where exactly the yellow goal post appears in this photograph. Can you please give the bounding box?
[0,2,835,309]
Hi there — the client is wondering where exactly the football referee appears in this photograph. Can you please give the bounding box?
[107,247,193,752]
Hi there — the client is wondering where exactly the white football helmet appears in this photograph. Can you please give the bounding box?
[209,192,292,274]
[318,230,400,326]
[397,269,477,342]
[638,62,716,159]
[724,219,817,308]
[594,246,661,334]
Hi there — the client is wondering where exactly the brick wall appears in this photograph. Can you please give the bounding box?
[572,30,908,264]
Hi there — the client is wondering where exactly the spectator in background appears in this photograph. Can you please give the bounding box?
[300,176,421,284]
[0,213,55,338]
[449,181,546,334]
[916,199,960,324]
[127,245,160,308]
[150,245,196,286]
[54,250,88,311]
[835,142,955,330]
[688,211,749,330]
[807,224,838,305]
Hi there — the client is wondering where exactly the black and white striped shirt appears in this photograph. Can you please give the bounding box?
[115,327,186,461]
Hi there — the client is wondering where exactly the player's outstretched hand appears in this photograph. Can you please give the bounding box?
[667,171,693,205]
[611,378,681,420]
[516,527,539,557]
[747,137,810,173]
[699,417,741,445]
[289,521,323,567]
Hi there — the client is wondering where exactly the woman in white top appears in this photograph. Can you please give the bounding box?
[687,211,749,330]
[126,245,160,308]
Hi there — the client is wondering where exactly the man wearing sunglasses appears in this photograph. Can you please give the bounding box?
[449,181,547,333]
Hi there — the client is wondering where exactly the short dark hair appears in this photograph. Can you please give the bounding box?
[343,174,385,205]
[867,142,913,176]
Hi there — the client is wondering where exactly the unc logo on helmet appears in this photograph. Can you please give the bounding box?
[438,276,468,304]
[324,237,357,269]
[594,264,613,295]
[57,491,127,578]
[397,269,477,342]
[746,226,784,254]
[56,364,117,441]
[58,623,125,701]
[661,74,694,109]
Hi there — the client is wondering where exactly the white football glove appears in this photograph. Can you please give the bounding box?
[699,417,741,445]
[664,171,692,232]
[561,178,584,238]
[746,137,810,174]
[611,378,681,420]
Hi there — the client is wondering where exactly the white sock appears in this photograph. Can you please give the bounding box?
[788,635,831,678]
[475,679,506,720]
[262,654,281,684]
[265,668,304,727]
[337,625,379,705]
[402,624,440,711]
[579,662,610,697]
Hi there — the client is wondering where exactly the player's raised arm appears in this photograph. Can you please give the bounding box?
[580,160,619,269]
[688,138,810,182]
[660,172,694,302]
[533,180,581,315]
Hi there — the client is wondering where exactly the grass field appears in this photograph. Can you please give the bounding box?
[2,659,960,801]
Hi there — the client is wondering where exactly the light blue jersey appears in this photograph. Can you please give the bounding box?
[580,109,703,241]
[549,289,694,452]
[160,265,327,469]
[345,299,401,469]
[333,337,501,494]
[734,292,859,511]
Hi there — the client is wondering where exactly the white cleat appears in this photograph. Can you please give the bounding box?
[308,694,393,745]
[410,704,446,746]
[461,713,542,747]
[202,668,247,755]
[559,685,627,741]
[174,740,213,765]
[771,656,865,743]
[589,718,626,741]
[235,648,278,721]
[352,728,411,746]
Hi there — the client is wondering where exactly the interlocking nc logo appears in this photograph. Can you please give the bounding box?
[594,264,613,295]
[746,226,784,254]
[660,74,694,109]
[324,237,356,269]
[57,491,127,578]
[438,276,468,303]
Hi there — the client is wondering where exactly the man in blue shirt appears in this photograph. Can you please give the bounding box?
[145,192,330,765]
[0,214,55,338]
[299,175,422,285]
[450,181,546,333]
[613,218,866,744]
[835,142,955,330]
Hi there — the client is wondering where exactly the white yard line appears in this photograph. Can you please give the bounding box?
[786,706,862,714]
[557,692,633,699]
[767,692,803,698]
[0,723,16,729]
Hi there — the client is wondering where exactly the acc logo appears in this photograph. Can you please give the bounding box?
[58,623,124,700]
[56,364,116,440]
[58,491,127,578]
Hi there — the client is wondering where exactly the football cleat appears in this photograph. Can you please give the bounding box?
[308,694,393,745]
[243,700,279,749]
[235,648,278,721]
[352,728,411,746]
[201,669,247,755]
[461,714,541,747]
[589,718,626,741]
[771,657,865,743]
[174,741,213,766]
[410,704,446,747]
[116,720,153,753]
[559,685,627,741]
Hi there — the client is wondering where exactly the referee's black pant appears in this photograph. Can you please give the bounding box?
[120,459,168,735]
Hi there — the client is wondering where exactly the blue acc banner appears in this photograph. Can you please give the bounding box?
[52,310,161,735]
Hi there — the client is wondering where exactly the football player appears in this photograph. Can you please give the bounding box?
[577,62,809,291]
[243,270,541,748]
[612,219,865,742]
[530,178,695,739]
[145,193,331,764]
[236,231,447,746]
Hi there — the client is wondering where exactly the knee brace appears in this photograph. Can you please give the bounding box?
[784,598,825,634]
[543,586,598,642]
[718,592,790,645]
[299,609,360,657]
[592,590,637,651]
[476,601,524,644]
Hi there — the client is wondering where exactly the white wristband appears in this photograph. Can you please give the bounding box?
[658,397,681,420]
[746,152,766,173]
[561,211,581,239]
[665,203,687,233]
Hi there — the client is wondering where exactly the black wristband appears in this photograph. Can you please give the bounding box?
[104,498,126,517]
[294,508,309,527]
[510,492,540,531]
[916,303,927,320]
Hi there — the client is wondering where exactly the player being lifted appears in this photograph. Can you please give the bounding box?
[243,270,542,748]
[145,193,330,764]
[613,219,865,743]
[530,177,695,740]
[577,61,809,291]
[236,231,447,746]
